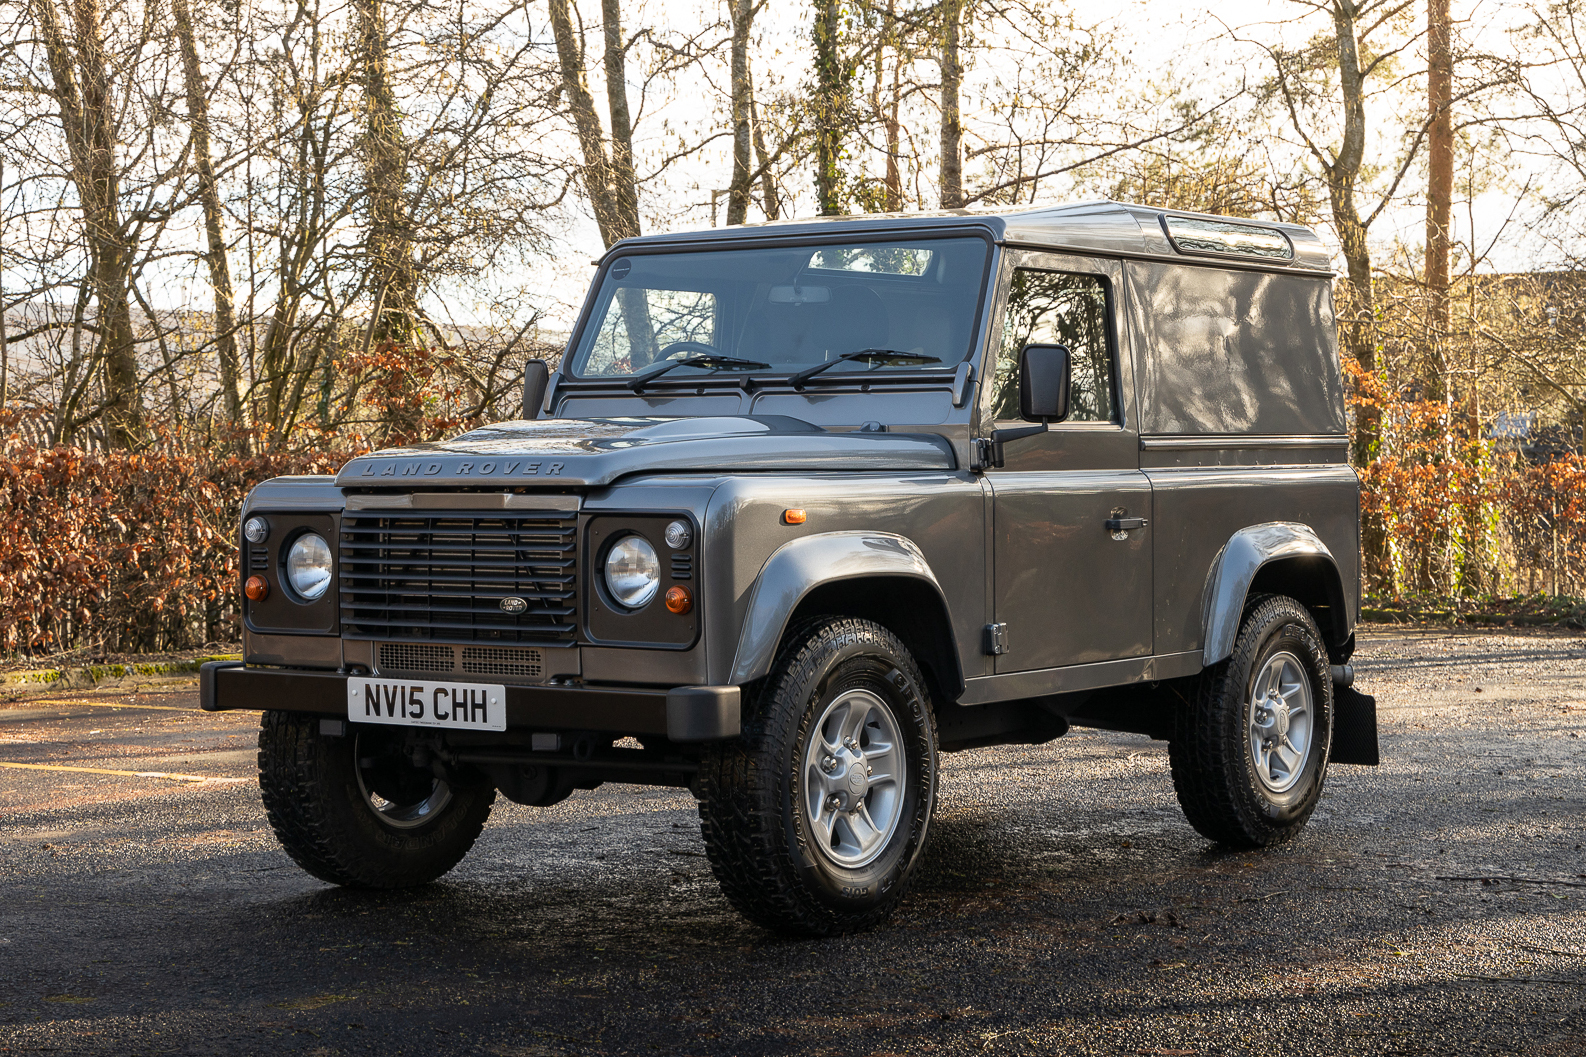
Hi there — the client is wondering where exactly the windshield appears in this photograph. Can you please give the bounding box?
[568,237,991,380]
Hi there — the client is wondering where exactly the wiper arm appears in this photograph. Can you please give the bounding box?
[629,354,771,392]
[788,349,942,390]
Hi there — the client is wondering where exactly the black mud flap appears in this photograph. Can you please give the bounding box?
[1330,686,1379,765]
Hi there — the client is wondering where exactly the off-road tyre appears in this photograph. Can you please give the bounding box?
[1170,594,1333,848]
[258,711,495,887]
[698,617,939,936]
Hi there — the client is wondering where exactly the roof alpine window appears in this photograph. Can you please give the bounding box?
[1160,215,1294,261]
[807,245,936,275]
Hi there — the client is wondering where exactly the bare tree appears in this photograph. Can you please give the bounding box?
[1515,0,1586,265]
[172,0,243,429]
[727,0,758,224]
[938,0,963,208]
[602,0,640,238]
[1426,0,1456,404]
[26,0,147,447]
[812,0,850,215]
[548,0,636,245]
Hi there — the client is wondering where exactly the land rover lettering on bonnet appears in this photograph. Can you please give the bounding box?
[204,201,1377,936]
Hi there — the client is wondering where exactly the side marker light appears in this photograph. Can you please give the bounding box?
[665,585,693,615]
[784,509,807,525]
[245,575,269,601]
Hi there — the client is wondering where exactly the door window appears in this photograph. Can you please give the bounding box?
[989,269,1115,423]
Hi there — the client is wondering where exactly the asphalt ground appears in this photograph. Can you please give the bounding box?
[1,627,1584,1056]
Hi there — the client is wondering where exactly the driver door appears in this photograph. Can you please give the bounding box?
[983,251,1153,673]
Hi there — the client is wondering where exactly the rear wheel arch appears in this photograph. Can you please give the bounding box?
[1202,522,1354,667]
[1248,555,1351,656]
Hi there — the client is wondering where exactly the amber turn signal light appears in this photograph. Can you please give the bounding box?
[665,585,693,614]
[245,575,269,601]
[783,508,806,525]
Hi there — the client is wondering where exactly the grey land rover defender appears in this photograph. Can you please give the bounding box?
[202,200,1379,936]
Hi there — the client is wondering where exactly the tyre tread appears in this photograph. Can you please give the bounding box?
[698,616,935,936]
[258,711,492,887]
[1169,594,1330,849]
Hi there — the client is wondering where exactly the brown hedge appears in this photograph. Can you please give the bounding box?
[0,436,357,655]
[6,397,1585,657]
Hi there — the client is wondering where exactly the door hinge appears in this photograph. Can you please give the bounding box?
[970,437,997,471]
[983,622,1008,655]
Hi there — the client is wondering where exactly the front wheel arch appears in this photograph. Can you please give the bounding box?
[725,532,962,698]
[786,577,964,706]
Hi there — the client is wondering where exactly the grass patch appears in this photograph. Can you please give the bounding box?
[1362,594,1586,629]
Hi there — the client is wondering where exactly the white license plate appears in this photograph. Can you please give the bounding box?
[347,678,507,731]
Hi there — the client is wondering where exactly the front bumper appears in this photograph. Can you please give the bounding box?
[199,661,740,742]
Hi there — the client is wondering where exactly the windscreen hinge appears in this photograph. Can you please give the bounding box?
[970,437,997,471]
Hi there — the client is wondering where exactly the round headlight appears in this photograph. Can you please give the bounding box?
[244,516,269,544]
[286,533,333,601]
[604,535,660,609]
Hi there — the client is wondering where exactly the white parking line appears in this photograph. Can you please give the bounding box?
[0,761,246,783]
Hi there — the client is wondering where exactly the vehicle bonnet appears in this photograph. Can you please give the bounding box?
[334,415,955,488]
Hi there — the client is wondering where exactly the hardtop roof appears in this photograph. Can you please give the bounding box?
[603,199,1333,274]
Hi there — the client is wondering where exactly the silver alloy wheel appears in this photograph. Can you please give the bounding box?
[802,688,907,869]
[1246,650,1314,795]
[353,733,453,831]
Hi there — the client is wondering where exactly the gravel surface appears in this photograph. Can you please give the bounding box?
[1,627,1583,1055]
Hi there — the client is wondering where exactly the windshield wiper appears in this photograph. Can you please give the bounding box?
[629,354,771,392]
[788,349,942,390]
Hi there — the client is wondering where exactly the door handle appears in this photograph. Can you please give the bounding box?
[1104,517,1148,532]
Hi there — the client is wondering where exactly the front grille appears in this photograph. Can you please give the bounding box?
[461,646,543,678]
[341,512,577,642]
[377,642,545,678]
[378,642,456,673]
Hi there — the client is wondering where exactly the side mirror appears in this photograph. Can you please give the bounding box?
[522,359,549,420]
[984,343,1071,469]
[1018,343,1070,423]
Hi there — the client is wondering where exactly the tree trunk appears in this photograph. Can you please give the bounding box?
[547,0,624,247]
[602,0,640,240]
[938,0,964,208]
[32,0,144,448]
[751,89,780,220]
[354,0,424,442]
[1326,0,1379,465]
[172,0,244,432]
[356,0,418,336]
[884,0,903,212]
[0,159,7,410]
[1324,0,1390,589]
[1426,0,1454,405]
[813,0,844,215]
[727,0,754,225]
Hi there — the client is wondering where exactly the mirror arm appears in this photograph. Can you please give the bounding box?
[542,371,562,416]
[985,420,1049,468]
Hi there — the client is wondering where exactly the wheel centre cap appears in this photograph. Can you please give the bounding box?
[846,763,868,798]
[1268,696,1291,738]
